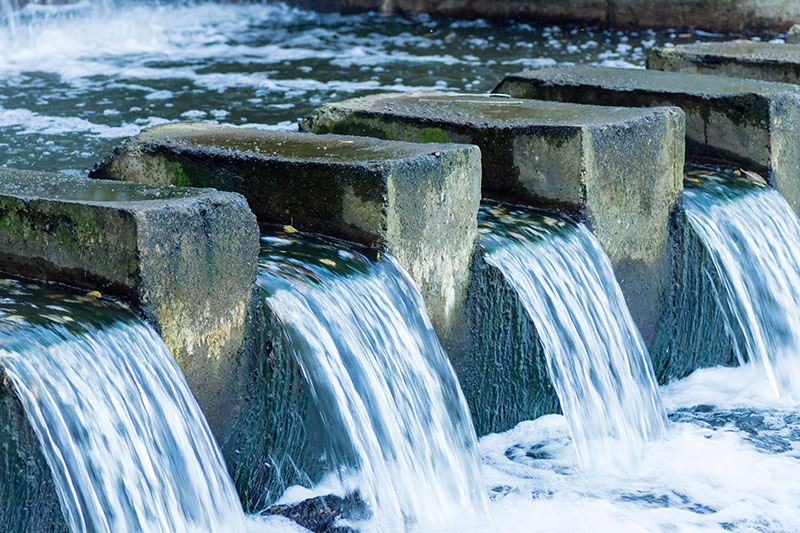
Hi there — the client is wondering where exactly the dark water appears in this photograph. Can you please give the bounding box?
[0,0,731,172]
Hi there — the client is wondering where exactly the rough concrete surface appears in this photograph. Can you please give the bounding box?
[649,40,800,84]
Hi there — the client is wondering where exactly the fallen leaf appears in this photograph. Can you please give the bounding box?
[87,290,102,299]
[283,225,298,234]
[741,169,768,186]
[320,258,337,267]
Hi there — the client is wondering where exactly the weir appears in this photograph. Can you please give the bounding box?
[477,204,667,469]
[301,92,685,346]
[0,278,246,533]
[5,2,800,530]
[684,167,800,399]
[258,233,486,530]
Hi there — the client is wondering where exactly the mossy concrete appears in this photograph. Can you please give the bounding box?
[648,41,800,84]
[302,92,684,345]
[1,375,67,533]
[495,66,800,216]
[0,168,281,511]
[649,205,737,381]
[91,122,481,348]
[463,247,559,435]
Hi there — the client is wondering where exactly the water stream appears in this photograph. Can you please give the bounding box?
[0,0,717,172]
[0,278,248,533]
[684,167,800,400]
[258,234,487,531]
[477,204,668,470]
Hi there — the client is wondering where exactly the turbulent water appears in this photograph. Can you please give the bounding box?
[0,278,248,532]
[0,0,728,172]
[477,204,667,471]
[3,3,800,531]
[258,234,487,531]
[684,167,800,400]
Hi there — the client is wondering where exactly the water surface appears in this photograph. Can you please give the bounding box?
[0,0,727,172]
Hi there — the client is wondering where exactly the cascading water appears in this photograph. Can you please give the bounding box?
[0,0,16,35]
[0,278,247,533]
[477,203,668,470]
[258,234,487,531]
[684,166,800,400]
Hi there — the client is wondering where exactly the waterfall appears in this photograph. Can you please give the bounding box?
[258,234,487,531]
[0,0,16,35]
[0,278,246,533]
[478,203,668,470]
[684,167,800,400]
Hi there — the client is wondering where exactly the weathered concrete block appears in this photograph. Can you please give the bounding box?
[91,123,481,345]
[302,92,684,343]
[495,66,800,214]
[0,168,259,439]
[393,0,607,25]
[648,41,800,84]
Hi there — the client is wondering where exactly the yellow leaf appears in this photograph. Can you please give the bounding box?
[319,258,336,267]
[283,225,298,234]
[87,290,102,299]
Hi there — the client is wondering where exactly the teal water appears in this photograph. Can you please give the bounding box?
[0,0,724,172]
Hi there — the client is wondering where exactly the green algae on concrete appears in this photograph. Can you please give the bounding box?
[648,41,800,85]
[91,122,481,347]
[302,91,684,345]
[1,372,67,533]
[494,66,800,217]
[648,204,737,382]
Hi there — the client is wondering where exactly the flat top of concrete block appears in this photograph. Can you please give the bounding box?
[315,91,668,127]
[138,122,472,163]
[0,168,207,204]
[656,40,800,63]
[500,66,800,97]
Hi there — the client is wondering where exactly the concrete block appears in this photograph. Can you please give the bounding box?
[0,167,260,439]
[302,92,684,343]
[648,40,800,84]
[495,66,800,214]
[91,123,481,344]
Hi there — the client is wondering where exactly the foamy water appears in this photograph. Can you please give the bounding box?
[272,363,800,533]
[0,1,721,172]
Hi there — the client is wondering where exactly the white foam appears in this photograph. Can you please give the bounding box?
[458,364,800,533]
[275,364,800,532]
[0,105,167,137]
